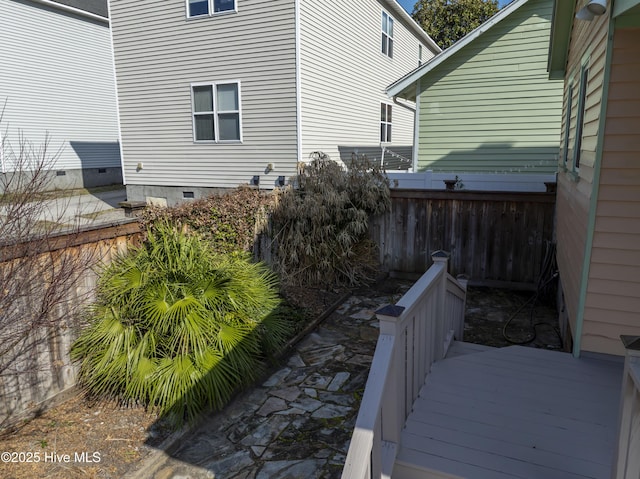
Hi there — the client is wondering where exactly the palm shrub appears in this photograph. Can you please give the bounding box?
[70,222,289,425]
[271,152,390,286]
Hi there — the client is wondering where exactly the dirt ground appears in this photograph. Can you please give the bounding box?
[0,282,561,479]
[0,286,346,479]
[0,395,171,479]
[464,286,563,350]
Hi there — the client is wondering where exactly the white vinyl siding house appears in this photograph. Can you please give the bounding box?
[109,0,439,204]
[110,0,299,200]
[0,0,121,188]
[298,0,436,165]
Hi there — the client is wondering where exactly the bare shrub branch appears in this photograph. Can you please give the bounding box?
[0,113,103,427]
[270,152,390,287]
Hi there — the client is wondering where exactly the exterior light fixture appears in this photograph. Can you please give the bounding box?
[587,0,606,15]
[576,0,606,21]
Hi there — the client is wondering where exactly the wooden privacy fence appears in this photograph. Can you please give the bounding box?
[342,252,467,479]
[0,221,141,427]
[370,189,556,287]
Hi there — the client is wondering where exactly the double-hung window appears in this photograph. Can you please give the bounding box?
[192,82,242,142]
[382,11,394,58]
[187,0,236,17]
[381,103,392,143]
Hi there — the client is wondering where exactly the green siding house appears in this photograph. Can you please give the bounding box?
[387,0,564,176]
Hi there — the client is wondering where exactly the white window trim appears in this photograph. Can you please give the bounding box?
[191,81,243,143]
[561,81,574,169]
[381,10,394,58]
[185,0,238,19]
[380,102,392,143]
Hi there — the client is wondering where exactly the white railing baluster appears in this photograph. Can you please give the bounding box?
[613,335,640,479]
[341,251,467,479]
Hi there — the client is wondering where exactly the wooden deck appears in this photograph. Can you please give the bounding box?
[394,343,624,479]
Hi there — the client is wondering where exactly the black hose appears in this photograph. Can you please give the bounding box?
[502,242,561,346]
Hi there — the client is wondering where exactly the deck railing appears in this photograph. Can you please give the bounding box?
[613,335,640,479]
[341,251,467,479]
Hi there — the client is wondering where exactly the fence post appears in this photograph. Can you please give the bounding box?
[425,169,433,188]
[431,251,450,360]
[456,274,469,341]
[375,304,405,447]
[613,335,640,479]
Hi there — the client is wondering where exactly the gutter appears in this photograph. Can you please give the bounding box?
[392,96,416,113]
[27,0,109,24]
[391,95,418,170]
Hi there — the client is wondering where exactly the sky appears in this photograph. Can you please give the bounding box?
[397,0,512,15]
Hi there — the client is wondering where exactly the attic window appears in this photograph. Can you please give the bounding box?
[382,11,394,58]
[187,0,236,17]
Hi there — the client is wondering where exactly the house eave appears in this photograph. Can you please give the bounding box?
[547,0,576,78]
[386,0,530,100]
[28,0,109,23]
[613,0,640,17]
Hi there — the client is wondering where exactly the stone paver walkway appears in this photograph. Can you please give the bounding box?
[130,282,411,479]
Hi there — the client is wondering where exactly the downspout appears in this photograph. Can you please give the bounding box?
[294,0,303,164]
[572,18,615,358]
[413,78,421,171]
[392,94,418,171]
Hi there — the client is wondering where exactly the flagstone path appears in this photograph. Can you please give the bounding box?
[129,281,411,479]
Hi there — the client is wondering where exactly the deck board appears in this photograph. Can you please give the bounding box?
[445,341,495,359]
[395,345,623,479]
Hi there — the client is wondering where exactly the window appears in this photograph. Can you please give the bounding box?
[187,0,236,17]
[382,11,394,58]
[380,103,392,142]
[572,65,589,170]
[419,45,423,66]
[192,82,242,142]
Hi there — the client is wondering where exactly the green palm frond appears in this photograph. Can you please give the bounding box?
[71,222,289,426]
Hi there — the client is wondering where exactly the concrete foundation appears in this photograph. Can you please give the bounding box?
[125,184,248,207]
[48,166,123,190]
